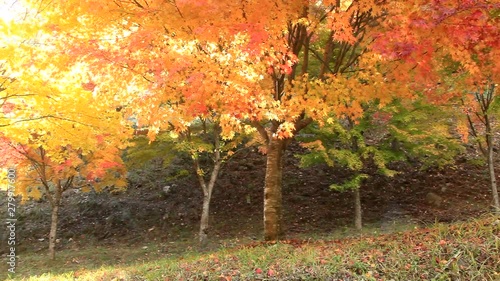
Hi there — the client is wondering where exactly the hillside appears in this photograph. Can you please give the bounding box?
[1,141,495,258]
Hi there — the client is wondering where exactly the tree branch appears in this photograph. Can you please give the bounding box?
[252,120,270,145]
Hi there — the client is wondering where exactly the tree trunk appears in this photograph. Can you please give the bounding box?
[487,137,500,212]
[48,202,59,260]
[199,192,211,248]
[196,161,221,248]
[264,138,285,241]
[483,91,499,212]
[353,188,362,230]
[319,31,334,79]
[196,125,223,248]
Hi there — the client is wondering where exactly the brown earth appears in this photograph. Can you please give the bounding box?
[0,142,495,254]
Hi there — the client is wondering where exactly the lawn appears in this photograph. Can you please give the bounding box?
[3,214,499,280]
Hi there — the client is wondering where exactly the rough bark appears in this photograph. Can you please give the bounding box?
[263,138,285,241]
[353,188,362,230]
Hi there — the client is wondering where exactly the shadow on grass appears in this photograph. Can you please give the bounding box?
[2,238,202,281]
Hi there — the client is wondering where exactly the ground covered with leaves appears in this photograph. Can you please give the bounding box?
[0,143,498,280]
[4,214,500,280]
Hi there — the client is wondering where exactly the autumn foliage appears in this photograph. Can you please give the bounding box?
[1,0,499,251]
[14,0,405,241]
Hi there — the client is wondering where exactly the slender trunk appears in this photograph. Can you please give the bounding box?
[48,200,60,260]
[264,138,285,241]
[199,192,212,248]
[35,149,67,260]
[487,148,499,212]
[197,163,221,248]
[348,120,363,230]
[196,126,223,248]
[482,86,500,212]
[198,160,222,247]
[487,133,500,212]
[353,188,362,230]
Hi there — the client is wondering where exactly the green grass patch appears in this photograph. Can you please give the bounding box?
[4,214,500,280]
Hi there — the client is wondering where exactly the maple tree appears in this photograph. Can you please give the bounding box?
[0,91,129,260]
[1,134,127,260]
[125,126,232,247]
[174,119,248,247]
[114,36,257,246]
[462,84,500,211]
[0,11,131,259]
[374,0,500,211]
[119,38,257,246]
[18,0,416,241]
[27,0,500,239]
[298,96,464,230]
[298,113,398,230]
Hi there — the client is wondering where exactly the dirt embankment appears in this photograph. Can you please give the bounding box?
[0,143,494,254]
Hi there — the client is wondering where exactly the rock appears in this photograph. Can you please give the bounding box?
[162,184,177,196]
[162,185,172,195]
[426,192,443,207]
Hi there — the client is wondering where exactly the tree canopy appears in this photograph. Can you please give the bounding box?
[1,0,499,243]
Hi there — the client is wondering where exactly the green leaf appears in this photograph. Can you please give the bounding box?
[330,174,369,192]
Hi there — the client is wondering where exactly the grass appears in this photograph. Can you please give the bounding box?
[3,214,499,280]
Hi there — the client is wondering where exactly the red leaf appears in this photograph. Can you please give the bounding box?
[100,161,120,169]
[86,171,95,181]
[267,269,275,276]
[96,134,104,144]
[2,102,15,114]
[82,81,96,91]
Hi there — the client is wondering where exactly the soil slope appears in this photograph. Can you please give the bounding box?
[0,142,495,254]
